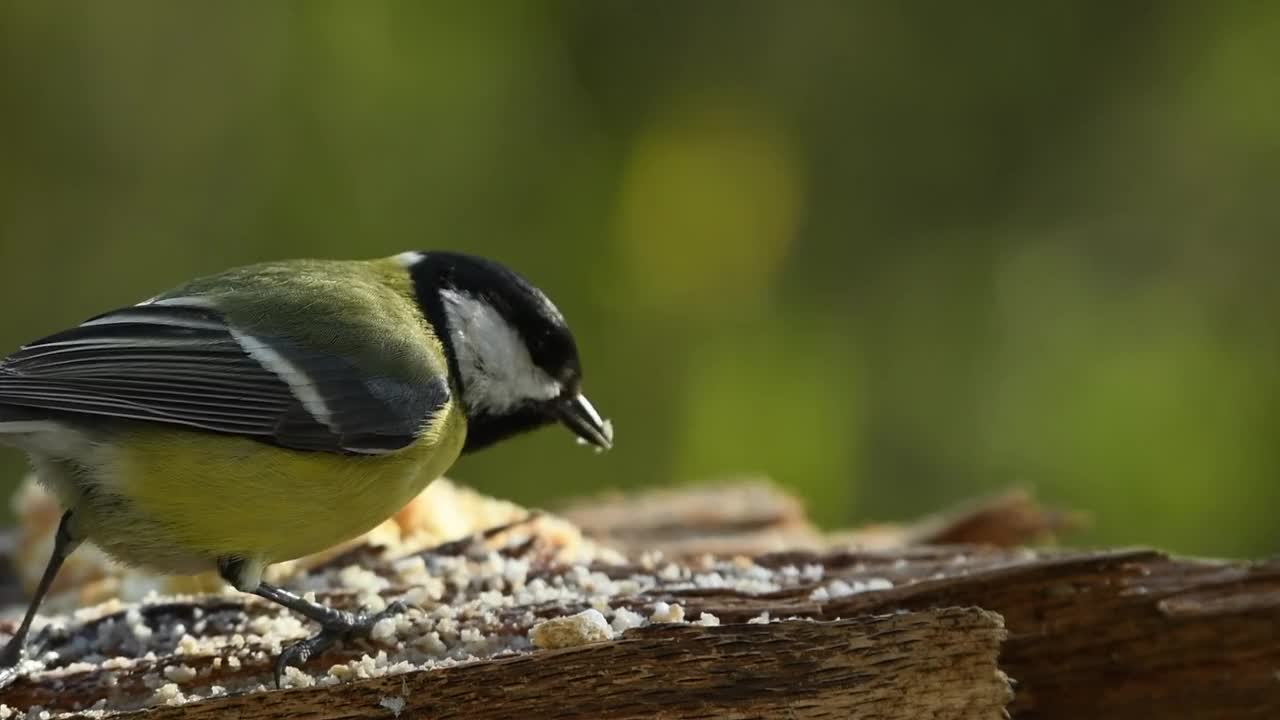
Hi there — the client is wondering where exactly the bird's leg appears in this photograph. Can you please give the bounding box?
[217,559,406,688]
[253,583,408,687]
[0,511,81,689]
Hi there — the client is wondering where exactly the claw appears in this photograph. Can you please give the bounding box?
[0,664,20,692]
[0,641,26,691]
[380,601,409,619]
[272,601,411,688]
[273,631,338,688]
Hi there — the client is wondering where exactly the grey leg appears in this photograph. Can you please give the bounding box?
[253,582,364,628]
[0,511,81,688]
[218,559,407,688]
[255,583,407,688]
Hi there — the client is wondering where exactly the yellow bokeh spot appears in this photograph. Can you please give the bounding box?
[613,103,803,313]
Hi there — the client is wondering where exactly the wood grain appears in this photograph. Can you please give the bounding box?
[1,484,1276,718]
[77,609,1008,720]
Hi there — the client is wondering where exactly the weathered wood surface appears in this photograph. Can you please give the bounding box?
[1,484,1276,718]
[698,548,1280,719]
[560,483,1082,557]
[118,609,1009,720]
[3,548,1276,719]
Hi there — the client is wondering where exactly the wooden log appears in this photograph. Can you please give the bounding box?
[558,483,1082,557]
[669,548,1280,719]
[109,609,1009,720]
[0,483,1275,718]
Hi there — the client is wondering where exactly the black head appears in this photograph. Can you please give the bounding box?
[399,251,612,453]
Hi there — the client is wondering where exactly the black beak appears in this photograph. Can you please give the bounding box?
[554,393,613,450]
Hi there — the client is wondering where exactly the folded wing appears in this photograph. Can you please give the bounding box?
[0,304,447,454]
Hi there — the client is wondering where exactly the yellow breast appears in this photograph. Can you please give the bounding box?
[82,402,466,566]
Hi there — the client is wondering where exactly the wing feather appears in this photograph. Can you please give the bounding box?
[0,303,448,454]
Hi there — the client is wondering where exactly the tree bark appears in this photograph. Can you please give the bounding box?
[120,609,1009,720]
[0,486,1276,719]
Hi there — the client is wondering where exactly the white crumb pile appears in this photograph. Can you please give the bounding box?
[1,533,897,716]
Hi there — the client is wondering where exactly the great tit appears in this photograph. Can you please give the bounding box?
[0,250,612,687]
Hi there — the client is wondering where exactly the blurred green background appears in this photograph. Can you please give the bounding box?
[1,2,1277,558]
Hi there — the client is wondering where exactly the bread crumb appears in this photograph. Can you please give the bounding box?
[370,617,398,642]
[176,633,200,655]
[282,666,317,689]
[529,609,613,649]
[697,612,721,626]
[338,565,389,595]
[151,683,186,706]
[649,602,685,624]
[610,606,645,634]
[162,664,197,683]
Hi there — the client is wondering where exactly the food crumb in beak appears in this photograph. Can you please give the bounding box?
[575,419,613,453]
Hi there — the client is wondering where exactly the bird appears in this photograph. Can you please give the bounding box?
[0,250,612,687]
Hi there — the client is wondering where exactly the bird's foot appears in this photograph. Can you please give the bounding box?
[0,639,26,691]
[273,600,408,688]
[0,664,20,692]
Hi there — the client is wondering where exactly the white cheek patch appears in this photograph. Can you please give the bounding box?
[439,289,561,414]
